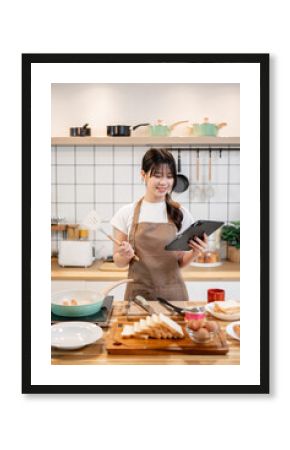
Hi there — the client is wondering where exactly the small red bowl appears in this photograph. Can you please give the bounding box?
[207,289,225,303]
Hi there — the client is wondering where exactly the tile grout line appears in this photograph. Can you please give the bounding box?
[188,146,192,209]
[93,145,96,207]
[51,163,240,167]
[51,201,241,205]
[227,147,230,222]
[54,145,58,254]
[112,145,115,218]
[207,149,210,219]
[52,182,240,186]
[131,145,134,202]
[71,145,74,224]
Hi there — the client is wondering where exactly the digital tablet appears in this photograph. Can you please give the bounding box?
[165,220,224,251]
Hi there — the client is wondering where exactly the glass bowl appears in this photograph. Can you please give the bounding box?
[186,321,219,344]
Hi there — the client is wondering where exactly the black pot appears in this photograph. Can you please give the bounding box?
[107,123,149,137]
[70,123,91,137]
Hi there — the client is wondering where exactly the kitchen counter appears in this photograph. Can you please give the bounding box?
[51,258,240,281]
[51,301,240,365]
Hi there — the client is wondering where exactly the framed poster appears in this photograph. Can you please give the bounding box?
[22,53,269,394]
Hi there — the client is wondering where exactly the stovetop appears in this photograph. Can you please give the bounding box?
[51,295,114,327]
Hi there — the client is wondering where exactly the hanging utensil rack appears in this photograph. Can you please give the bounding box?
[168,146,240,152]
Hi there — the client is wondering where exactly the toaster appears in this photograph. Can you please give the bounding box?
[58,241,94,267]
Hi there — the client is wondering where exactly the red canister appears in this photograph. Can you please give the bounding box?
[207,289,225,303]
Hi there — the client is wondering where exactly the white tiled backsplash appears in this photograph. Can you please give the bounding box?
[51,146,240,258]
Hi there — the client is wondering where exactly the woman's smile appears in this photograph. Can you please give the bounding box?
[156,186,167,192]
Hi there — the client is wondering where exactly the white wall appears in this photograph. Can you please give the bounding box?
[51,83,240,137]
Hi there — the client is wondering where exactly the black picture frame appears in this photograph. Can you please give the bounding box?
[22,53,269,394]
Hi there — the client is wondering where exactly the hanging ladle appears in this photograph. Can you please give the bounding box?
[192,149,202,200]
[205,149,215,200]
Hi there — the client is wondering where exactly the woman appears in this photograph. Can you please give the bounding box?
[110,148,208,302]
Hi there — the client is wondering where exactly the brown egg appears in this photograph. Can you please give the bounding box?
[198,318,206,328]
[204,321,218,333]
[62,299,69,306]
[195,327,210,342]
[70,299,78,306]
[188,320,202,331]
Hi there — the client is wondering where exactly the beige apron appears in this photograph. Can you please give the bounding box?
[124,197,189,302]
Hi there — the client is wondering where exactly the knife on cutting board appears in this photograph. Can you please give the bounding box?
[157,297,205,314]
[132,295,156,315]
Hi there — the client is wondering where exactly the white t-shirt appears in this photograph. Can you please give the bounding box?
[110,199,194,236]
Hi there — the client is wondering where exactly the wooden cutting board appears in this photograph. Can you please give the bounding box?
[98,262,128,272]
[106,319,229,355]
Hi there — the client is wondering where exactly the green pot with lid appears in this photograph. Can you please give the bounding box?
[188,118,227,137]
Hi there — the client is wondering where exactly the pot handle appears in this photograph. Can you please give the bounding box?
[169,120,188,130]
[217,122,227,129]
[82,123,89,129]
[132,123,150,130]
[98,278,134,298]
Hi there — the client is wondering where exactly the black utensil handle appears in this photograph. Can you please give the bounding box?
[177,149,181,172]
[132,123,150,130]
[157,297,184,313]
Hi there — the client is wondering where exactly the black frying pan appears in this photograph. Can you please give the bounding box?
[107,123,149,137]
[173,149,189,193]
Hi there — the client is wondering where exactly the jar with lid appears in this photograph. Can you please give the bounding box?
[204,249,220,263]
[184,310,206,324]
[200,229,221,263]
[79,227,89,240]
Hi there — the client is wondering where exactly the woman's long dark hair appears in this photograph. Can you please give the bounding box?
[141,148,183,231]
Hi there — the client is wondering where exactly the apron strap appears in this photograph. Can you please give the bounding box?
[128,196,177,247]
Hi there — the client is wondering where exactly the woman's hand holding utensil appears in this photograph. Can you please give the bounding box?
[84,210,139,262]
[117,240,139,262]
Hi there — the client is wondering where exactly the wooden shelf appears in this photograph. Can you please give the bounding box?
[51,136,240,147]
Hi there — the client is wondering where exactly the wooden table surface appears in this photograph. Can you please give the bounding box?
[51,301,240,365]
[51,258,240,281]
